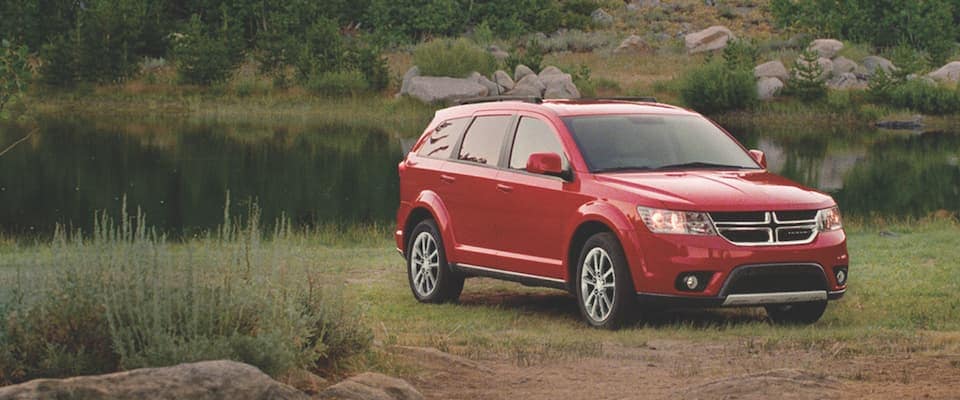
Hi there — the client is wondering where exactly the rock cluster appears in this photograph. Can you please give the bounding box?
[399,63,581,103]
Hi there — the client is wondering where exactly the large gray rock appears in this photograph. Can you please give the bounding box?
[404,76,488,103]
[831,56,859,76]
[0,360,309,400]
[754,61,789,81]
[538,65,564,78]
[808,39,844,59]
[613,34,652,54]
[591,8,614,26]
[473,73,502,96]
[756,77,784,100]
[317,372,423,400]
[827,72,866,90]
[399,66,419,96]
[507,74,546,97]
[928,61,960,82]
[493,70,515,91]
[540,69,581,99]
[862,56,896,76]
[685,26,735,54]
[514,64,536,82]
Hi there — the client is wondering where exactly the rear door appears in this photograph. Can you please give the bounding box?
[439,114,514,267]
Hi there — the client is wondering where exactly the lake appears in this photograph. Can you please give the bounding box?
[1,115,958,236]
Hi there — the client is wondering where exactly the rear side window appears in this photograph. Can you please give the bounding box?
[509,117,567,170]
[457,115,512,165]
[417,117,470,159]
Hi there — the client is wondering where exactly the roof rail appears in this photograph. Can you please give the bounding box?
[456,96,543,105]
[589,96,658,103]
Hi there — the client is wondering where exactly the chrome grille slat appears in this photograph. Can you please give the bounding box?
[710,211,819,246]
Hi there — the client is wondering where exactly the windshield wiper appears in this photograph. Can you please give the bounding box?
[593,166,654,173]
[654,161,749,170]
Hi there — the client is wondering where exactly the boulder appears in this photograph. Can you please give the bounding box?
[493,70,515,91]
[685,25,735,54]
[808,39,844,59]
[591,8,614,26]
[827,72,866,90]
[475,74,503,96]
[399,66,419,97]
[540,70,581,99]
[487,45,509,61]
[538,65,564,78]
[831,56,859,76]
[507,74,546,97]
[756,77,784,100]
[0,360,308,400]
[613,35,652,54]
[404,76,488,103]
[514,64,536,82]
[317,372,423,400]
[862,56,896,76]
[928,61,960,82]
[754,61,789,81]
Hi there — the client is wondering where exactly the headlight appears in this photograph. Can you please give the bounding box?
[637,207,716,235]
[817,206,843,231]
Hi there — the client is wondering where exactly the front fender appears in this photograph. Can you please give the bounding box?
[565,200,650,292]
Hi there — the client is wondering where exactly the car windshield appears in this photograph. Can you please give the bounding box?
[563,114,760,173]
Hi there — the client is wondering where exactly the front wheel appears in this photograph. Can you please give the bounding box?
[407,219,464,303]
[575,232,636,329]
[765,301,827,325]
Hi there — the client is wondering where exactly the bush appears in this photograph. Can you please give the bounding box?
[885,79,960,114]
[679,59,757,114]
[307,70,370,96]
[0,39,30,121]
[787,48,827,102]
[172,15,241,85]
[0,205,372,384]
[413,38,496,78]
[505,39,545,75]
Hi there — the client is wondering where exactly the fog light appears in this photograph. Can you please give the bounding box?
[836,269,847,285]
[683,275,699,290]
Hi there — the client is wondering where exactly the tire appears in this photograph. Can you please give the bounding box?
[575,232,636,329]
[407,219,464,303]
[765,301,827,325]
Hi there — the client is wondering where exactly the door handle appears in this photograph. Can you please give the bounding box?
[440,174,456,184]
[496,184,514,193]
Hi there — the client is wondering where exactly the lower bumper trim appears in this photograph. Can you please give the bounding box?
[721,290,827,306]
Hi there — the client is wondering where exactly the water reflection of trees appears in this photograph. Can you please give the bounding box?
[0,117,401,236]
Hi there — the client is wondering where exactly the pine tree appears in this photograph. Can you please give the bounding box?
[789,48,827,102]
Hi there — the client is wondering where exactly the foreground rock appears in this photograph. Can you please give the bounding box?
[685,25,735,54]
[514,64,536,82]
[928,61,960,82]
[679,369,840,400]
[539,66,581,99]
[317,372,423,400]
[0,360,308,400]
[507,74,546,96]
[754,60,789,81]
[493,70,515,91]
[756,77,784,100]
[808,39,844,59]
[403,76,488,103]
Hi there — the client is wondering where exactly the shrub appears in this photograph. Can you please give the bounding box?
[307,70,370,96]
[413,38,496,78]
[0,39,30,121]
[505,39,545,75]
[787,49,827,102]
[679,59,757,114]
[294,17,344,81]
[885,79,960,114]
[172,15,241,85]
[722,39,760,71]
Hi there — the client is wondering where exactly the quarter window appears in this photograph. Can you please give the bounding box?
[457,116,512,165]
[417,117,470,159]
[509,117,566,170]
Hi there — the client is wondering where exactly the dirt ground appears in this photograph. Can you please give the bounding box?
[389,333,960,400]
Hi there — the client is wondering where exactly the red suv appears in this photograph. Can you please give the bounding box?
[395,97,848,329]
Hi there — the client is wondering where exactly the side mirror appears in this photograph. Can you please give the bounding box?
[526,152,564,176]
[749,149,767,169]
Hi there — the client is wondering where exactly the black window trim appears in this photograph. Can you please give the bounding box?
[417,116,472,160]
[501,114,574,182]
[448,113,517,170]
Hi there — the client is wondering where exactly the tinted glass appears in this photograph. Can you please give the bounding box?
[458,116,512,165]
[417,117,470,159]
[563,115,759,172]
[509,117,566,170]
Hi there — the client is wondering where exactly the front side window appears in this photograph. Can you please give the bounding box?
[509,117,567,170]
[563,114,759,173]
[457,115,512,165]
[417,117,470,159]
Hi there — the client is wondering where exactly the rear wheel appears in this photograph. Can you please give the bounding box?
[575,232,636,329]
[407,219,464,303]
[765,301,827,324]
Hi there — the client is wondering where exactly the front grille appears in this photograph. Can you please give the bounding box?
[722,264,828,295]
[710,211,818,246]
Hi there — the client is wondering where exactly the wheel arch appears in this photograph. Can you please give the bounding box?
[564,201,642,292]
[401,191,456,260]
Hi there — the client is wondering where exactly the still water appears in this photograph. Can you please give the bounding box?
[1,116,958,236]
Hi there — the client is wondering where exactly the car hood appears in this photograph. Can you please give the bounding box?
[595,170,835,211]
